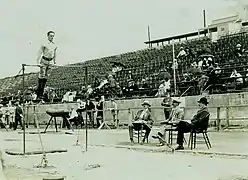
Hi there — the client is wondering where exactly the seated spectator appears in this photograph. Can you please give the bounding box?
[140,78,149,89]
[214,63,221,75]
[205,66,218,93]
[198,59,203,70]
[191,62,198,69]
[234,44,245,57]
[156,78,170,97]
[182,73,190,82]
[175,97,210,150]
[124,79,139,97]
[245,69,248,82]
[177,47,186,60]
[86,85,94,98]
[198,72,209,94]
[128,101,154,145]
[158,68,171,81]
[97,77,108,90]
[230,69,243,89]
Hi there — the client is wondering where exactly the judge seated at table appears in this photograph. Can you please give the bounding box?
[128,101,154,145]
[152,99,184,146]
[175,97,210,150]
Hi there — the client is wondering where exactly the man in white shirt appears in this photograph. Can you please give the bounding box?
[36,31,57,100]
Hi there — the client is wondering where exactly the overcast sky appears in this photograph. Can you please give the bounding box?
[0,0,240,78]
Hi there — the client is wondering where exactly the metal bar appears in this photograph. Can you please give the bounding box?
[172,39,176,95]
[22,64,26,155]
[85,66,88,152]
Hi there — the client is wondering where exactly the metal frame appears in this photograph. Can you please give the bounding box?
[20,63,89,155]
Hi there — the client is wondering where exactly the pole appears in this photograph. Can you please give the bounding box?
[203,9,206,28]
[22,64,26,155]
[85,66,88,151]
[172,40,177,96]
[148,26,151,48]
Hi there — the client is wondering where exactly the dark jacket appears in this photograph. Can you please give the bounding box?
[96,101,103,118]
[191,107,210,129]
[85,101,95,114]
[15,106,23,119]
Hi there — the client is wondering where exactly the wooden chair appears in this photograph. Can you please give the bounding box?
[133,122,149,144]
[188,114,212,150]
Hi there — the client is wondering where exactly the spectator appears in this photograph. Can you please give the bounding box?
[13,100,23,130]
[159,68,171,81]
[108,98,119,128]
[214,63,221,75]
[245,69,248,82]
[161,95,172,121]
[0,104,5,129]
[85,99,95,128]
[156,78,170,97]
[177,47,186,60]
[234,44,245,57]
[86,85,93,98]
[182,73,190,82]
[198,72,209,94]
[230,69,243,89]
[76,99,86,127]
[124,79,139,97]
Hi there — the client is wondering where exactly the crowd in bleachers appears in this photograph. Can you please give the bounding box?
[0,32,248,104]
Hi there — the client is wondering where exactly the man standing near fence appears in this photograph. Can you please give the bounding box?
[13,100,23,130]
[36,31,57,101]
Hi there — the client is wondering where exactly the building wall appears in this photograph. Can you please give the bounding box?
[21,92,248,127]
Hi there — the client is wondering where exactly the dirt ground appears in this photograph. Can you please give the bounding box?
[1,128,248,180]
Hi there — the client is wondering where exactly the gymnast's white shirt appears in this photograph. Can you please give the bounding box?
[42,40,57,59]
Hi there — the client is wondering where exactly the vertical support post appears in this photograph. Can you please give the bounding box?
[172,40,177,95]
[226,107,230,127]
[203,9,206,28]
[102,96,106,125]
[148,25,151,48]
[22,64,26,155]
[217,107,221,131]
[85,66,88,151]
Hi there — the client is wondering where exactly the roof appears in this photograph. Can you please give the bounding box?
[144,27,217,44]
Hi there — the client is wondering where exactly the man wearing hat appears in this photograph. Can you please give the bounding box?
[153,99,184,146]
[13,100,24,130]
[175,97,210,150]
[128,101,154,145]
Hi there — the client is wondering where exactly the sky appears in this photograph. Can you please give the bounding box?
[0,0,241,78]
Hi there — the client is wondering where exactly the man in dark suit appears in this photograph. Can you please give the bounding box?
[175,97,210,150]
[129,101,154,145]
[13,100,24,130]
[85,99,95,128]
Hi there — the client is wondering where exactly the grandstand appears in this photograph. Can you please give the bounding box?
[1,5,248,101]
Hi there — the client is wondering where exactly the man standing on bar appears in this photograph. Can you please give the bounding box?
[36,31,57,101]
